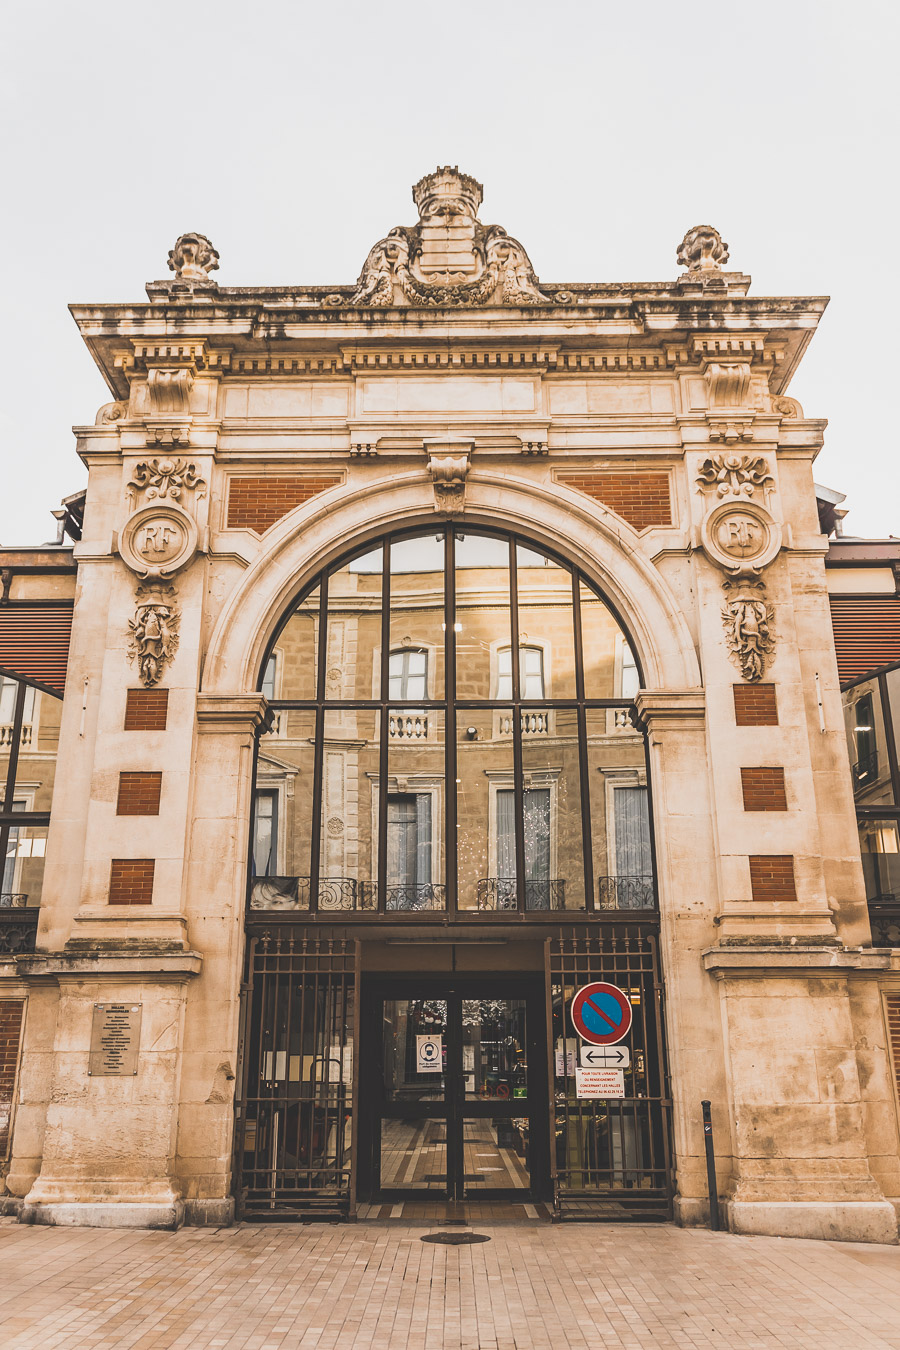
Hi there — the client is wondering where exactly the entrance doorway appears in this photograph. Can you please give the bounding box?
[358,976,551,1202]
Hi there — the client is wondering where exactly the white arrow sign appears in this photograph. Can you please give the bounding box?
[579,1044,630,1068]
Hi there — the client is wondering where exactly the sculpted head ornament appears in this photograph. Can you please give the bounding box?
[167,232,220,283]
[677,224,730,273]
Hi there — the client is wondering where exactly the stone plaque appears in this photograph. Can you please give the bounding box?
[89,1003,142,1076]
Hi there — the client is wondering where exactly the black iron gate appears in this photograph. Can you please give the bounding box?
[236,930,359,1219]
[547,927,673,1220]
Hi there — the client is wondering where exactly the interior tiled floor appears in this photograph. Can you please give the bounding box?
[379,1117,530,1192]
[2,1216,900,1349]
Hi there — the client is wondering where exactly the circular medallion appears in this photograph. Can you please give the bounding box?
[700,499,781,572]
[119,505,198,579]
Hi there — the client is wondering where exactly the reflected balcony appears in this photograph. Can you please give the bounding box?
[597,875,657,911]
[862,851,900,947]
[476,877,566,911]
[0,892,39,954]
[0,723,32,747]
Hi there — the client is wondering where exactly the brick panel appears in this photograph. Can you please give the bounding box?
[886,996,900,1111]
[733,683,778,726]
[124,688,169,731]
[557,471,672,530]
[116,771,162,816]
[741,767,788,811]
[0,999,25,1160]
[227,475,343,534]
[749,855,797,902]
[109,859,155,905]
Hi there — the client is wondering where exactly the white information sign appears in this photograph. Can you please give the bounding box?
[416,1035,443,1074]
[579,1044,630,1069]
[555,1049,576,1077]
[575,1067,625,1099]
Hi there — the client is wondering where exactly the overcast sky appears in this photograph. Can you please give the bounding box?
[2,0,897,544]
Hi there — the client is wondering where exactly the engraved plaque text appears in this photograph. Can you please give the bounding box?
[89,1003,142,1076]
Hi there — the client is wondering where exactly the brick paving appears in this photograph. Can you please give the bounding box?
[1,1217,899,1349]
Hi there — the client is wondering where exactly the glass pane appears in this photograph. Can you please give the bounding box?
[389,533,444,701]
[455,532,511,700]
[380,1119,447,1190]
[522,708,584,910]
[270,585,320,700]
[6,686,60,814]
[2,820,47,906]
[461,998,527,1101]
[586,709,654,911]
[843,680,894,808]
[250,711,315,911]
[328,546,384,700]
[456,709,514,910]
[463,1118,530,1190]
[516,545,575,698]
[859,820,900,903]
[386,710,445,910]
[580,581,627,698]
[382,999,446,1103]
[319,709,379,911]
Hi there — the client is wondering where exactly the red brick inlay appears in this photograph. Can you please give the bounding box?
[116,772,162,816]
[557,471,672,530]
[733,684,778,726]
[749,855,797,902]
[124,688,169,731]
[109,859,155,905]
[0,999,25,1160]
[741,767,788,812]
[226,475,343,534]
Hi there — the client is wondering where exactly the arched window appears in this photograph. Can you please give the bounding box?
[250,526,653,915]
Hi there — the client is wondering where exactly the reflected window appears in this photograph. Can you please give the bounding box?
[389,649,428,701]
[854,694,877,785]
[497,646,544,699]
[620,642,639,699]
[261,655,278,701]
[252,790,278,877]
[0,677,35,725]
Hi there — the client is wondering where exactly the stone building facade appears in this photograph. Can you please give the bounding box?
[1,169,899,1241]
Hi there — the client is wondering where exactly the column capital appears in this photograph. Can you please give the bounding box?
[633,689,705,732]
[196,692,269,736]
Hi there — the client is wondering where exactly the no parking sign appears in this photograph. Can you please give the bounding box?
[569,982,632,1046]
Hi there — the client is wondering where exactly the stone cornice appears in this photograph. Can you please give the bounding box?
[702,944,892,977]
[196,692,269,735]
[633,690,706,732]
[71,296,828,400]
[14,950,203,980]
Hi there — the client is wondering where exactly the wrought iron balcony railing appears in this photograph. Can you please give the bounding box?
[597,875,657,911]
[476,878,566,911]
[867,900,900,947]
[0,895,38,955]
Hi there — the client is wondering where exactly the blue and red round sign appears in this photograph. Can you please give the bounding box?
[570,982,632,1046]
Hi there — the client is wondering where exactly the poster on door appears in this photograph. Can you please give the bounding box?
[416,1034,443,1073]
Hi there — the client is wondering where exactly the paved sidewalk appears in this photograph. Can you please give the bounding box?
[1,1217,899,1349]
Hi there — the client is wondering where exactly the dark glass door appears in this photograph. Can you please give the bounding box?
[360,978,550,1201]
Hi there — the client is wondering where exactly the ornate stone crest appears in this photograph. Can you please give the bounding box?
[347,167,548,308]
[700,499,781,572]
[167,232,219,284]
[127,457,207,502]
[128,586,180,687]
[722,570,775,682]
[119,504,199,580]
[696,454,774,499]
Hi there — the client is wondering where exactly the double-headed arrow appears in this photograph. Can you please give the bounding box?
[580,1046,629,1067]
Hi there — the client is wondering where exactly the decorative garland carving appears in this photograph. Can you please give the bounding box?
[127,458,206,502]
[722,570,775,682]
[128,585,180,687]
[696,454,774,499]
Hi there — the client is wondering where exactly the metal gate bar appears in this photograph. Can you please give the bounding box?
[547,927,673,1221]
[236,930,358,1219]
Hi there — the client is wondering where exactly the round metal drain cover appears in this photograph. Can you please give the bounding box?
[421,1232,491,1245]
